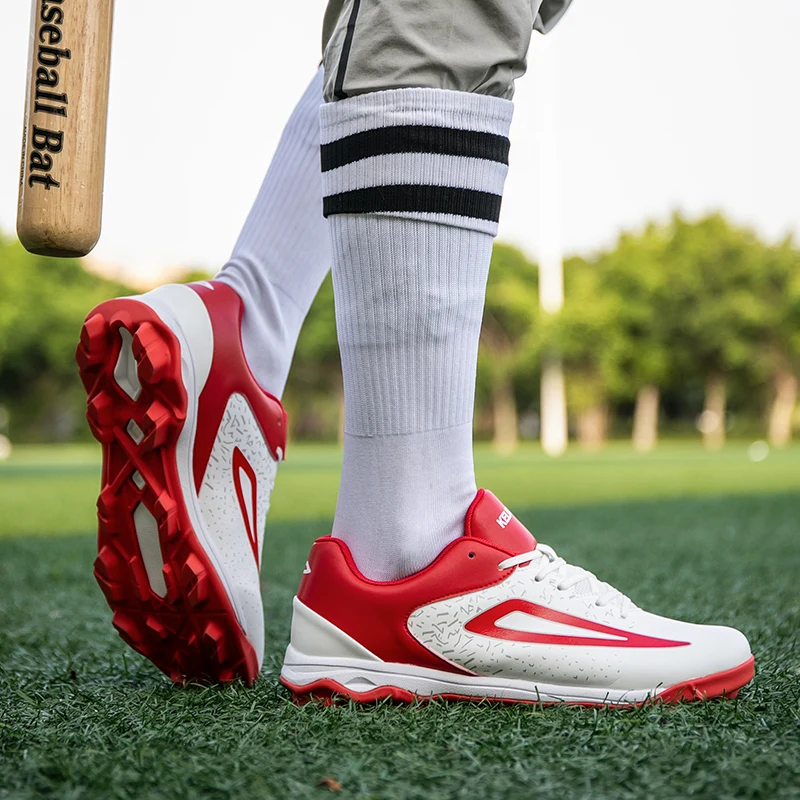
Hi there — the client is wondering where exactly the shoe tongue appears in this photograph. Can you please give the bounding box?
[464,490,537,555]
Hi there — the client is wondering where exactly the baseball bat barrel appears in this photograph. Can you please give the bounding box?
[17,0,114,258]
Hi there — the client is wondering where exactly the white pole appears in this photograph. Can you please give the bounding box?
[531,37,568,456]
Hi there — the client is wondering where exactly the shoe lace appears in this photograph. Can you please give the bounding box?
[497,544,633,618]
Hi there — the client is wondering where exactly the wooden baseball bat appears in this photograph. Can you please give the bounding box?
[17,0,114,258]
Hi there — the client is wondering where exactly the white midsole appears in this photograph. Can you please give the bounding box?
[128,286,248,632]
[279,645,673,705]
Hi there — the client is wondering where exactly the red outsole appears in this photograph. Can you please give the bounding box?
[77,298,259,685]
[281,655,755,707]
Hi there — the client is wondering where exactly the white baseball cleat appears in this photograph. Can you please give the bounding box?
[281,490,754,705]
[77,281,286,684]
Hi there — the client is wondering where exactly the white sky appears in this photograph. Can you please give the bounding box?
[1,0,799,283]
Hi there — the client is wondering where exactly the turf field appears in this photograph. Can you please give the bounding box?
[1,443,799,798]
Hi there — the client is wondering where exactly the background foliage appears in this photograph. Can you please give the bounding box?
[1,212,798,447]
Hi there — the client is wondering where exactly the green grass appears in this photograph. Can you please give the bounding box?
[1,445,799,798]
[3,441,800,537]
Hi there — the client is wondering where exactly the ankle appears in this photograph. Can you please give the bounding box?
[333,426,476,581]
[213,270,303,398]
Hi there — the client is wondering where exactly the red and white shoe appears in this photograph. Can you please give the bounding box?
[281,490,754,705]
[76,281,286,685]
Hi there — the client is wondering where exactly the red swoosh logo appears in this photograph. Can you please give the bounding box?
[232,446,259,567]
[465,599,689,648]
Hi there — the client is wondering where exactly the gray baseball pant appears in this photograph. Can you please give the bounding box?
[321,0,573,101]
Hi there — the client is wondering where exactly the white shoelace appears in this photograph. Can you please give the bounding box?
[497,544,633,617]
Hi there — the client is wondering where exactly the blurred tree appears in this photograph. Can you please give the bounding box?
[663,214,764,449]
[2,213,796,448]
[177,267,214,284]
[0,232,132,440]
[283,273,342,441]
[752,237,800,446]
[479,244,539,452]
[546,256,622,449]
[599,223,673,451]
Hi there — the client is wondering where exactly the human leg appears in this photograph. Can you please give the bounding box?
[78,69,328,684]
[215,68,330,398]
[281,0,753,703]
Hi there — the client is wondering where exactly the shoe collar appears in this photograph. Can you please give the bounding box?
[464,489,537,556]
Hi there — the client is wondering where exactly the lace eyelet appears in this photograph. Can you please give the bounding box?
[468,552,476,559]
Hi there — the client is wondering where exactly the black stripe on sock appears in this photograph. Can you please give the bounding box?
[333,0,362,101]
[322,185,502,222]
[321,125,510,172]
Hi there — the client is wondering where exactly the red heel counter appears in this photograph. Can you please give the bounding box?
[295,537,509,675]
[189,282,287,489]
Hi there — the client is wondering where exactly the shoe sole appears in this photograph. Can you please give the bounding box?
[77,298,259,685]
[280,655,755,707]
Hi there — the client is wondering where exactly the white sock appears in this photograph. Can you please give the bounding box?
[216,68,329,398]
[321,88,513,581]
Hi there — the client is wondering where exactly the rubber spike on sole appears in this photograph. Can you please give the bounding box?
[141,400,172,451]
[94,570,126,604]
[95,544,124,582]
[76,314,111,377]
[112,611,142,649]
[146,615,169,640]
[182,553,210,608]
[96,489,119,537]
[202,622,228,665]
[133,323,171,384]
[87,391,116,432]
[153,492,179,540]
